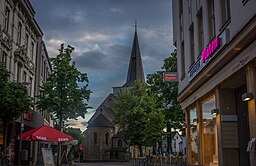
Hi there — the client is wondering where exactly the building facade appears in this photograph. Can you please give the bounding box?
[172,0,256,165]
[0,0,52,164]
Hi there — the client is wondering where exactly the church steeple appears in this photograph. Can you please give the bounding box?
[123,21,145,87]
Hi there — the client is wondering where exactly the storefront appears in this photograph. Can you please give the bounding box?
[182,27,256,165]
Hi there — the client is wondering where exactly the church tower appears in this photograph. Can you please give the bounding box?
[84,22,145,161]
[123,21,145,87]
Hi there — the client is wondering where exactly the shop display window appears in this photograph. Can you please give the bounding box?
[189,108,198,164]
[202,96,218,165]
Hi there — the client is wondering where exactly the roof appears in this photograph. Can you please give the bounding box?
[123,24,145,87]
[87,113,114,128]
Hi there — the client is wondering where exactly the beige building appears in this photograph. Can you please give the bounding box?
[0,0,52,165]
[172,0,256,165]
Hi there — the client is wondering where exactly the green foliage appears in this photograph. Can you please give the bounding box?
[64,127,84,143]
[147,49,184,129]
[114,81,165,148]
[0,63,31,123]
[37,44,91,129]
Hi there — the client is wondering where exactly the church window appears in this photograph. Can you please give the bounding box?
[117,139,123,147]
[93,132,97,144]
[105,132,109,145]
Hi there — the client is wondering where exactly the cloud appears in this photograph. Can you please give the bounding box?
[30,0,173,131]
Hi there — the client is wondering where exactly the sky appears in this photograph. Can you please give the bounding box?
[30,0,174,131]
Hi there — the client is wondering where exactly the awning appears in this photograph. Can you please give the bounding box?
[17,125,73,142]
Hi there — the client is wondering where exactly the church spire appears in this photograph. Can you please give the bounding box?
[123,21,145,87]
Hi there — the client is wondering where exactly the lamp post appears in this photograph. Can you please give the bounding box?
[19,113,24,165]
[167,119,172,164]
[19,82,30,165]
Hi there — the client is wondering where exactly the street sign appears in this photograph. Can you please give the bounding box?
[163,72,178,82]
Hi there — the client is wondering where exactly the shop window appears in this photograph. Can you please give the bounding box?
[189,108,198,164]
[202,96,218,165]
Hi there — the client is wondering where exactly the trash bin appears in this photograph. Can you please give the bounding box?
[247,138,256,166]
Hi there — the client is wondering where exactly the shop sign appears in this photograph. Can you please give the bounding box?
[163,72,178,82]
[189,37,222,82]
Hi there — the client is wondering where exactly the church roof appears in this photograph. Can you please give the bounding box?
[87,113,114,128]
[123,23,145,87]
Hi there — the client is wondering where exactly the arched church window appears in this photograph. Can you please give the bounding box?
[117,139,123,147]
[93,132,97,144]
[105,132,110,145]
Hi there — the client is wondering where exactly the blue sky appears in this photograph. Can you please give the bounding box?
[30,0,174,131]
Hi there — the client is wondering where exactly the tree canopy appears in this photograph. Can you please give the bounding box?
[147,49,184,130]
[114,81,165,155]
[0,62,32,153]
[37,44,91,130]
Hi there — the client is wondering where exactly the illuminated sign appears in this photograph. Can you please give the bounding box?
[163,72,178,82]
[201,38,221,63]
[189,37,222,82]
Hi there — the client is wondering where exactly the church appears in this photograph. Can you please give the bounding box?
[83,24,145,161]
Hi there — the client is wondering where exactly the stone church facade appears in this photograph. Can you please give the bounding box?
[84,25,145,161]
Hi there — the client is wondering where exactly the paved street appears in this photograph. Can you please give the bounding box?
[72,161,133,166]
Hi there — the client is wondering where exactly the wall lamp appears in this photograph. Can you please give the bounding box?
[211,109,219,116]
[242,92,253,101]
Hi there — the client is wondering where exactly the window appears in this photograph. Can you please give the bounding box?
[17,63,22,82]
[93,132,97,144]
[179,0,184,41]
[181,41,185,78]
[220,0,231,26]
[208,0,216,41]
[23,71,27,83]
[31,42,34,61]
[105,132,109,145]
[1,52,7,67]
[117,139,123,147]
[196,0,201,11]
[17,22,22,45]
[189,108,198,164]
[197,9,204,55]
[29,77,33,96]
[202,96,218,165]
[4,7,10,32]
[189,23,195,66]
[188,0,192,24]
[25,34,29,50]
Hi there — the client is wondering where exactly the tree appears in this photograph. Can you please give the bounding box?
[114,81,165,156]
[147,49,184,130]
[0,63,31,154]
[37,44,91,130]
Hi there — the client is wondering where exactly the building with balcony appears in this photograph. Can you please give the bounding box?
[172,0,256,165]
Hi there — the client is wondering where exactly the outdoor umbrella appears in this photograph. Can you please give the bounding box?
[17,125,73,142]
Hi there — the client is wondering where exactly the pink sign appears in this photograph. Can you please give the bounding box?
[201,38,220,63]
